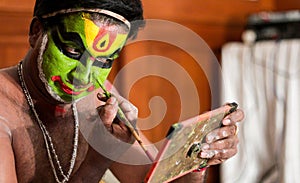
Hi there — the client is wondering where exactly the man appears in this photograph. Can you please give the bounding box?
[0,0,244,182]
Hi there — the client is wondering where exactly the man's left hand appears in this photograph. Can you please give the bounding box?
[199,109,244,165]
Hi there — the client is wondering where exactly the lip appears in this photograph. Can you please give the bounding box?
[51,76,95,95]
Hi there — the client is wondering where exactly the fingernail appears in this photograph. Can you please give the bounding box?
[201,143,209,150]
[223,118,231,125]
[97,93,108,101]
[109,97,117,104]
[200,151,215,158]
[97,92,104,98]
[206,135,214,143]
[222,130,228,137]
[200,152,209,158]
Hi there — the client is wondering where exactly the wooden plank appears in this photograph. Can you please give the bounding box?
[0,11,32,36]
[0,0,35,12]
[0,43,28,68]
[276,0,300,10]
[143,0,275,24]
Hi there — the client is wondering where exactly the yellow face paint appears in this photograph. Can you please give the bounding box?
[83,13,129,58]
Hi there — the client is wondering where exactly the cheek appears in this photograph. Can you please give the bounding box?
[42,51,61,80]
[41,38,77,79]
[91,67,111,87]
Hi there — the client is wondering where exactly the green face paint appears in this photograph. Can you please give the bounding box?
[38,12,129,102]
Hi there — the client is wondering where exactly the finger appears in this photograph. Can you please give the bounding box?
[200,148,237,160]
[233,124,239,136]
[205,125,237,143]
[118,100,138,114]
[222,109,244,126]
[118,100,138,123]
[207,158,226,165]
[111,122,134,143]
[213,148,237,160]
[205,136,239,150]
[206,148,237,166]
[116,95,136,111]
[98,97,118,129]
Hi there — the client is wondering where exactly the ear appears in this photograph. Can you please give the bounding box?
[29,17,43,48]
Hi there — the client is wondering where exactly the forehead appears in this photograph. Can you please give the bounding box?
[56,12,130,56]
[60,12,129,33]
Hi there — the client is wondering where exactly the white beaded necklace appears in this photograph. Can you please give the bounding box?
[17,62,79,183]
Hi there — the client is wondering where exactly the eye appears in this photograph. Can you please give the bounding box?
[92,49,121,68]
[62,45,82,60]
[93,57,114,68]
[51,27,85,60]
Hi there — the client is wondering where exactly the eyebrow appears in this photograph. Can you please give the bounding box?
[108,48,121,58]
[52,25,125,61]
[52,26,85,51]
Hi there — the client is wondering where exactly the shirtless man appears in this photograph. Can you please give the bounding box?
[0,0,244,182]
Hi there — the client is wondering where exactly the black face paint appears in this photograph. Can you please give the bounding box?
[51,26,116,69]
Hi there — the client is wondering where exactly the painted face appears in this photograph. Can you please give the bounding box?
[38,12,129,102]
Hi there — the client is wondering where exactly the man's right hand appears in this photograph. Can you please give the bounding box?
[97,94,138,144]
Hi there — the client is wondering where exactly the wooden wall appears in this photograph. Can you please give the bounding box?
[0,0,34,67]
[0,0,299,182]
[276,0,300,10]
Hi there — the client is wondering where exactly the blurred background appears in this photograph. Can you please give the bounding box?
[1,0,299,182]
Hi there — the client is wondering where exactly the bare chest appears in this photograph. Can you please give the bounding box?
[12,113,89,183]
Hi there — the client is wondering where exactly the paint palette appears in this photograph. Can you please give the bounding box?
[144,103,238,183]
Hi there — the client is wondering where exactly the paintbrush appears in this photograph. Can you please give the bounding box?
[96,80,154,162]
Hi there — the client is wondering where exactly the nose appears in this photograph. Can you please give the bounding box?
[68,52,94,86]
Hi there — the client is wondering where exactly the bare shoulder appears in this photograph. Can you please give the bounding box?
[0,66,21,99]
[0,66,23,182]
[0,66,30,129]
[0,66,19,85]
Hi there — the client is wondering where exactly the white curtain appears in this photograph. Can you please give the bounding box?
[220,39,300,183]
